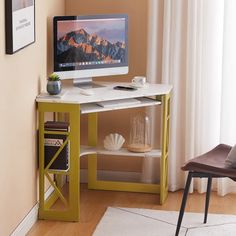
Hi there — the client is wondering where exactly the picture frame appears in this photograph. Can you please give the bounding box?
[5,0,35,54]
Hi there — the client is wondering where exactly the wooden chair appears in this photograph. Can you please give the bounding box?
[175,144,234,236]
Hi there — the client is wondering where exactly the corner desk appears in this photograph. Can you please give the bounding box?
[36,82,172,221]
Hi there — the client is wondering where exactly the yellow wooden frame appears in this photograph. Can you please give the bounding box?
[37,93,171,221]
[158,93,171,204]
[38,102,80,221]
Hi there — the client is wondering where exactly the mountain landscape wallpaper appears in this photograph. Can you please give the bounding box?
[57,19,126,65]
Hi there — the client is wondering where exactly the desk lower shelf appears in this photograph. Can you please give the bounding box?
[80,145,162,158]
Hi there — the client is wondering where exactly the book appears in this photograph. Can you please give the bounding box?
[44,121,69,131]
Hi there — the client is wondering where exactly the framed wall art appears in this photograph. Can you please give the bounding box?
[5,0,35,54]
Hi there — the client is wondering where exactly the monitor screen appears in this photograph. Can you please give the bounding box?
[53,14,128,85]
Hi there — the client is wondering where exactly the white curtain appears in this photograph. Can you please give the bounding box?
[147,0,236,195]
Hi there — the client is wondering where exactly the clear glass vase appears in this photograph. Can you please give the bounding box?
[127,112,152,152]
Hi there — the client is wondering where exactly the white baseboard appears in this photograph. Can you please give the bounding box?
[11,204,39,236]
[11,170,142,236]
[10,186,54,236]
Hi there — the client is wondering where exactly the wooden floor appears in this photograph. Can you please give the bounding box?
[28,184,236,236]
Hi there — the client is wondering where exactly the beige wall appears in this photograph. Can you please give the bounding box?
[0,1,65,235]
[0,1,149,234]
[66,0,148,172]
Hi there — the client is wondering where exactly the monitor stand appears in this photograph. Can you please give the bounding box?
[73,77,104,89]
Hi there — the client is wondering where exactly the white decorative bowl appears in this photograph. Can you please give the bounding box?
[103,133,125,151]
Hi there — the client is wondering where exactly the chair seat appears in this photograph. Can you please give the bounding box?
[182,144,236,179]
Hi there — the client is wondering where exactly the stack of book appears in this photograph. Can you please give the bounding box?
[44,121,69,171]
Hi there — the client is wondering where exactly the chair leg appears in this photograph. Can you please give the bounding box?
[175,172,193,236]
[204,176,212,223]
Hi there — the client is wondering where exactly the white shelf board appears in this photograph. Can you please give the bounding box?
[36,82,172,104]
[80,145,161,158]
[80,97,161,114]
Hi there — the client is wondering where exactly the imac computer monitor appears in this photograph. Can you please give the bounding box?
[53,14,128,88]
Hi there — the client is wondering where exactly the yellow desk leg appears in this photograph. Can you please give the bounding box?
[88,113,98,189]
[68,104,80,221]
[38,103,80,221]
[158,94,171,204]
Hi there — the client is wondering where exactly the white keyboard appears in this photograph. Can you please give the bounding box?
[97,98,141,108]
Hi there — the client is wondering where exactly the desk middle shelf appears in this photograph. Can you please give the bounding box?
[80,96,161,114]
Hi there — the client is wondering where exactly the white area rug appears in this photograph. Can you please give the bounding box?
[93,207,236,236]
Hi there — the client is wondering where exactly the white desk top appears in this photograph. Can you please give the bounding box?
[36,82,172,105]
